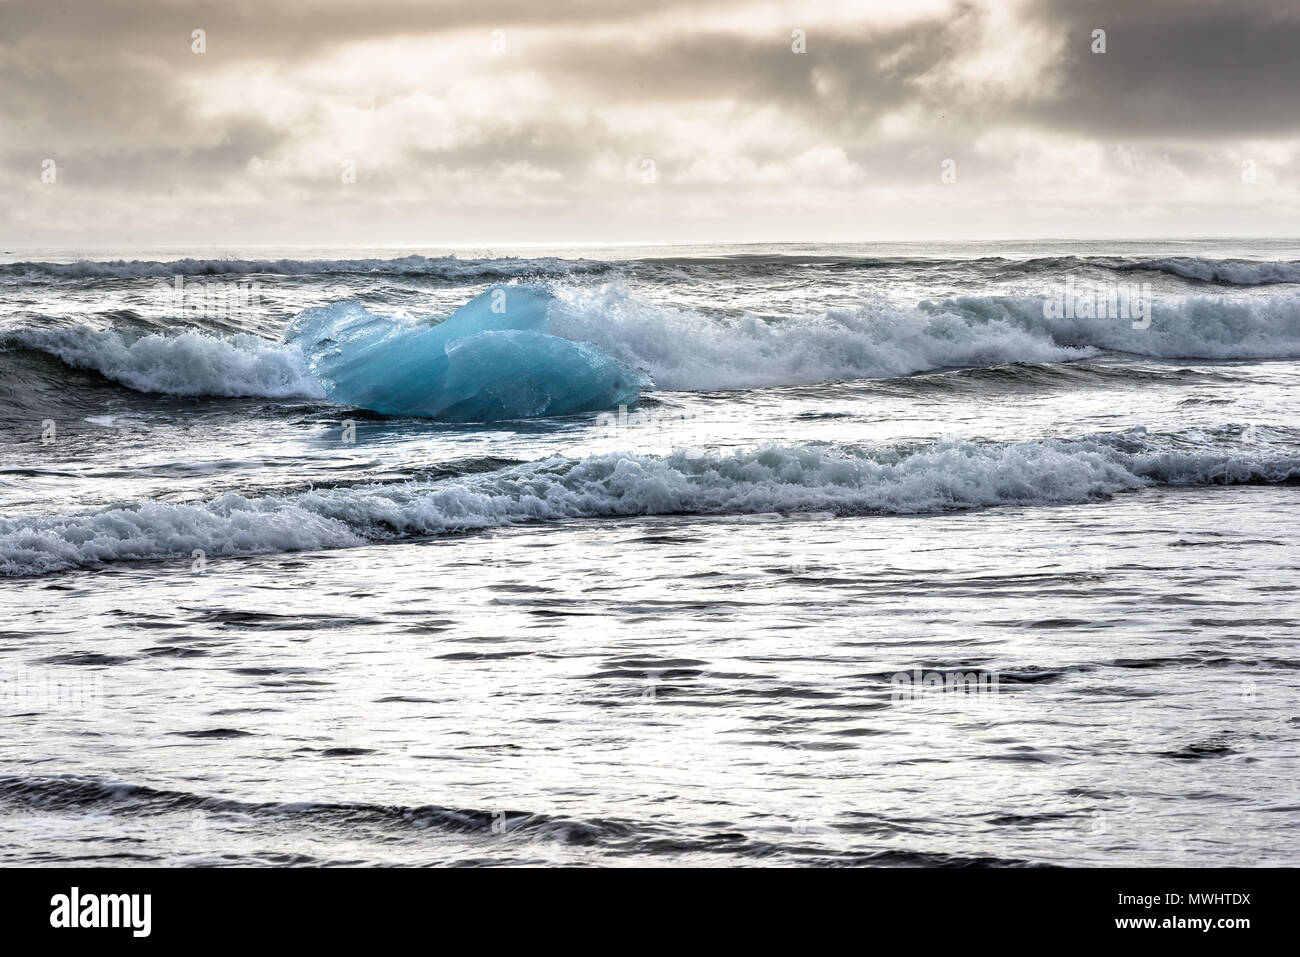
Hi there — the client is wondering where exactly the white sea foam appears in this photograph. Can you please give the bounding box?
[10,327,324,399]
[2,434,1295,576]
[551,284,1300,391]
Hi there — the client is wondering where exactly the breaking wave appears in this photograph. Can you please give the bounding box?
[4,327,323,399]
[551,285,1300,391]
[8,285,1300,402]
[2,430,1296,576]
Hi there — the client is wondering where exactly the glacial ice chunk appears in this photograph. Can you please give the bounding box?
[283,284,648,421]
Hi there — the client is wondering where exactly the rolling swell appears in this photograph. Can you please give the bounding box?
[0,346,137,420]
[5,252,1296,287]
[2,429,1296,576]
[982,255,1300,286]
[627,253,1300,286]
[1117,257,1300,286]
[0,774,1038,865]
[0,254,610,282]
[0,774,630,846]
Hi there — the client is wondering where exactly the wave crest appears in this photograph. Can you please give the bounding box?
[7,327,323,399]
[550,285,1300,391]
[3,431,1296,576]
[1126,257,1300,285]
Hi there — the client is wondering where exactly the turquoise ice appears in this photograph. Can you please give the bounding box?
[283,284,648,422]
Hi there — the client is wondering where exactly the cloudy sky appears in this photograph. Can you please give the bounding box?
[2,0,1298,247]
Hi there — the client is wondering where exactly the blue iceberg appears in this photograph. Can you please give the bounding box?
[283,284,648,422]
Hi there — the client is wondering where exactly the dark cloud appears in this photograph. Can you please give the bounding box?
[1024,0,1300,137]
[532,24,957,125]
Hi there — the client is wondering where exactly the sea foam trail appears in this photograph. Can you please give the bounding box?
[3,432,1296,576]
[0,255,606,281]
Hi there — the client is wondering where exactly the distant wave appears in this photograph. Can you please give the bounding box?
[0,254,609,281]
[1120,257,1300,285]
[642,253,1300,286]
[987,255,1300,286]
[6,252,1299,286]
[3,430,1296,575]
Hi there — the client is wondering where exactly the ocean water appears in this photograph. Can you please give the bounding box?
[1,240,1298,866]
